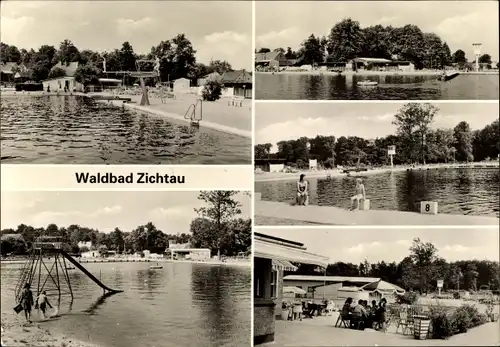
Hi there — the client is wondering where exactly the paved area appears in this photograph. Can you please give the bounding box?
[268,316,500,346]
[255,200,499,226]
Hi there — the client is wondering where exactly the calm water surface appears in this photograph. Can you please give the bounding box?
[0,262,251,347]
[255,73,499,100]
[0,96,251,164]
[256,168,500,217]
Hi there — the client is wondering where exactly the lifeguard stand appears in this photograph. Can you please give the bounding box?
[472,43,482,72]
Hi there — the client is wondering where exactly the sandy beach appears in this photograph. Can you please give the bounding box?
[255,161,500,183]
[1,312,100,347]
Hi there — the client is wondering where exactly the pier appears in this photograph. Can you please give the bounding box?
[255,200,499,226]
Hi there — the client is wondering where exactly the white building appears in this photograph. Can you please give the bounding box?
[42,62,83,92]
[81,250,99,258]
[77,241,92,250]
[172,78,191,93]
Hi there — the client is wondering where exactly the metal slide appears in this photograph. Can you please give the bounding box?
[60,251,123,293]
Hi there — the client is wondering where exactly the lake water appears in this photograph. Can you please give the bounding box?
[0,96,251,164]
[255,73,499,100]
[255,168,500,217]
[0,261,251,347]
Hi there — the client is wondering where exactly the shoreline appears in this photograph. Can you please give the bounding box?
[255,162,500,183]
[256,70,499,76]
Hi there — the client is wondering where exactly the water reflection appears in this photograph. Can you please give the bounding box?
[256,73,499,100]
[1,96,250,164]
[256,168,499,217]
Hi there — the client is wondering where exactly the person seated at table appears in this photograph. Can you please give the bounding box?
[351,299,368,329]
[296,174,309,205]
[370,300,378,313]
[342,297,353,313]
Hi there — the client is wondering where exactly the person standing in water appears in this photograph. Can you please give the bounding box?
[20,283,34,323]
[36,291,53,319]
[350,178,366,210]
[296,174,309,205]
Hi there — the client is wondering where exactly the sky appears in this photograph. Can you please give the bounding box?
[1,191,251,234]
[0,1,252,70]
[255,102,499,151]
[256,1,499,62]
[257,227,500,264]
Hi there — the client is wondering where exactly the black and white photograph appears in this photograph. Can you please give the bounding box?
[253,227,500,346]
[0,190,252,347]
[255,1,499,100]
[0,1,252,164]
[254,102,499,226]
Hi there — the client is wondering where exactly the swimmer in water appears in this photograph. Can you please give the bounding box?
[350,178,366,211]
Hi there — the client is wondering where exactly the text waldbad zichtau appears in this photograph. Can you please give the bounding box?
[75,172,185,184]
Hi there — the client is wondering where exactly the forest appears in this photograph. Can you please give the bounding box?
[1,35,234,85]
[288,238,500,293]
[0,192,251,258]
[255,103,499,168]
[256,18,496,70]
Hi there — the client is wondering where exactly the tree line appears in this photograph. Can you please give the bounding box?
[1,36,234,86]
[257,18,496,69]
[1,192,251,258]
[255,103,499,168]
[289,238,500,293]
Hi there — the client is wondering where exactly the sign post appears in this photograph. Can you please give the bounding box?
[388,145,396,168]
[437,279,444,295]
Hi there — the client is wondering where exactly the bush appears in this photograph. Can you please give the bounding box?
[429,306,454,339]
[429,304,488,339]
[396,291,419,305]
[453,292,461,299]
[201,80,222,101]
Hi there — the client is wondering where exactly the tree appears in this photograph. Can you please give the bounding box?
[361,25,391,59]
[257,48,271,53]
[208,59,232,75]
[1,43,22,63]
[478,54,492,65]
[285,47,296,59]
[202,79,223,101]
[48,67,66,79]
[465,263,479,291]
[409,238,439,292]
[74,63,101,88]
[453,121,474,162]
[55,39,80,64]
[452,49,467,66]
[194,191,242,258]
[326,18,364,61]
[449,265,464,290]
[298,34,324,65]
[392,103,439,164]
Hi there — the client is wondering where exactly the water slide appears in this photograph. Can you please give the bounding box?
[60,250,123,293]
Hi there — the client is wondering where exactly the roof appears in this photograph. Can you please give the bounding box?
[284,275,381,283]
[170,248,211,252]
[98,78,122,83]
[255,51,282,62]
[0,233,25,242]
[1,62,27,74]
[173,77,190,82]
[221,70,252,84]
[51,61,79,77]
[353,58,392,63]
[42,76,76,82]
[254,233,329,268]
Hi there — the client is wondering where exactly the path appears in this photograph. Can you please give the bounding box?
[269,318,500,346]
[255,200,499,226]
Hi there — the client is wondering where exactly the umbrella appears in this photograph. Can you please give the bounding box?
[283,286,307,295]
[361,279,405,294]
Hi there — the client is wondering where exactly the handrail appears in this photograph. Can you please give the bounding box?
[183,99,203,124]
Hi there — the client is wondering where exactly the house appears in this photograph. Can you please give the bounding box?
[347,58,414,72]
[254,158,287,172]
[165,241,210,260]
[77,241,92,250]
[255,51,288,68]
[221,70,252,98]
[173,77,191,93]
[254,232,329,345]
[42,61,83,92]
[1,62,29,83]
[197,71,221,86]
[81,250,99,258]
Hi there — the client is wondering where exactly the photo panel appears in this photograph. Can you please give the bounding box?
[254,1,499,100]
[253,226,500,346]
[254,102,499,226]
[1,1,252,165]
[1,190,252,347]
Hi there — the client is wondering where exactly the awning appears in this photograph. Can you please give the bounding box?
[254,238,329,268]
[361,279,406,294]
[272,259,298,272]
[98,78,122,83]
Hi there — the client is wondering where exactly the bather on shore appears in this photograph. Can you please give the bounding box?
[296,174,309,205]
[350,178,366,211]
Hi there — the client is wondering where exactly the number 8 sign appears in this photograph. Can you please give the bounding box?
[421,201,438,215]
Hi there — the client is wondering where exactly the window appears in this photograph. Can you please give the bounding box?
[270,270,278,299]
[254,258,266,298]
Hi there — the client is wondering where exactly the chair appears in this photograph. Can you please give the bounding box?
[335,308,351,328]
[350,313,365,330]
[396,309,413,335]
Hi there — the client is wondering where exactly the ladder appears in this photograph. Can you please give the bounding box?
[183,99,203,126]
[14,256,35,302]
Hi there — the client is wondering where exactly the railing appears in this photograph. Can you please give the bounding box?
[183,99,202,125]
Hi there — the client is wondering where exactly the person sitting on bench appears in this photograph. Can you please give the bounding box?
[350,178,366,211]
[296,174,309,205]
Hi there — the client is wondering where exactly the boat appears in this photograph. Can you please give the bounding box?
[438,71,459,82]
[149,265,163,270]
[357,81,378,86]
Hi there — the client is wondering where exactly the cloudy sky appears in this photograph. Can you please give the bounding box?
[1,191,251,234]
[0,1,252,70]
[255,102,499,150]
[258,227,500,264]
[256,1,499,61]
